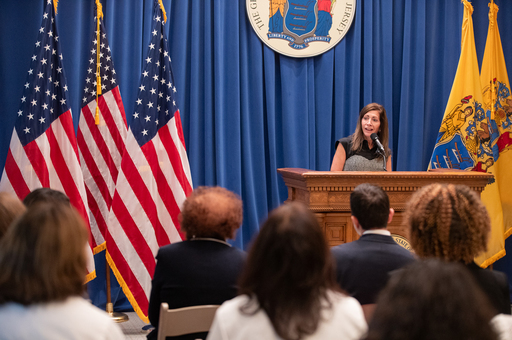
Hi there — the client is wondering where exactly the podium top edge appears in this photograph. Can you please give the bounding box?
[276,168,493,179]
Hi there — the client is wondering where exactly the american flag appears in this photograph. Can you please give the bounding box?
[0,0,96,281]
[105,0,193,321]
[78,8,127,252]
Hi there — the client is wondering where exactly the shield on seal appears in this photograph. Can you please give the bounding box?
[283,0,318,45]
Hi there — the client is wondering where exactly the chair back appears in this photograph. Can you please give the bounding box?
[157,303,220,340]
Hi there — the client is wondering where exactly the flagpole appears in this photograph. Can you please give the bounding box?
[106,258,129,322]
[93,0,128,322]
[490,0,496,121]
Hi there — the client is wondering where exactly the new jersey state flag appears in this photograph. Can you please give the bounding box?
[475,1,512,267]
[429,0,484,173]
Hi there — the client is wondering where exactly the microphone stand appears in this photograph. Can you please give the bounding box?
[378,149,387,171]
[370,133,387,171]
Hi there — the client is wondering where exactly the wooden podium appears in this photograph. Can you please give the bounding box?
[277,168,493,247]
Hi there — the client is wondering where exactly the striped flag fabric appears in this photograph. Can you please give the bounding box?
[78,3,128,253]
[0,0,96,282]
[475,0,512,267]
[105,0,193,321]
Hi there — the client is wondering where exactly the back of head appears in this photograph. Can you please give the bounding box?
[0,192,26,240]
[23,187,70,208]
[351,183,389,230]
[365,259,497,340]
[239,202,336,340]
[179,186,243,240]
[404,183,489,263]
[0,203,88,305]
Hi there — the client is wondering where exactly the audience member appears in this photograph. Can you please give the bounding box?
[23,187,70,207]
[491,313,512,340]
[207,202,367,340]
[364,259,498,340]
[0,192,25,240]
[404,183,511,315]
[0,203,124,339]
[147,186,246,340]
[331,183,415,320]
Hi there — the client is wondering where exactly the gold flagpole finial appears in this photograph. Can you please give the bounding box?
[158,0,168,23]
[96,0,104,19]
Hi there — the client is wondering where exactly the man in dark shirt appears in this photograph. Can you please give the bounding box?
[331,183,415,318]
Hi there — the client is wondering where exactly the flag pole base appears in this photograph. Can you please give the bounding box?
[106,302,129,323]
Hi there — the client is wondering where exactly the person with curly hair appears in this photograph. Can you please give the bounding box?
[147,186,246,340]
[404,183,510,315]
[364,259,499,340]
[0,203,124,339]
[207,202,367,340]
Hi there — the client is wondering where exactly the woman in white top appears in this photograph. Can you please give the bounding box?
[207,202,367,340]
[0,201,123,340]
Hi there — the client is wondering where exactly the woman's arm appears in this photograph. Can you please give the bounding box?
[331,144,346,171]
[386,155,392,172]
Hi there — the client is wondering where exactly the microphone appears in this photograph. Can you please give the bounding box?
[370,133,385,155]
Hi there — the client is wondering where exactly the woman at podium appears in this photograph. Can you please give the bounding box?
[331,103,392,171]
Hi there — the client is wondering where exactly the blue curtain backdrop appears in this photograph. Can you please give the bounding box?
[2,0,512,310]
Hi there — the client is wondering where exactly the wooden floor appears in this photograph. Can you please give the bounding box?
[117,312,153,339]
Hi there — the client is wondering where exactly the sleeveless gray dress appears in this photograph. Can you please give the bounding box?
[335,135,386,171]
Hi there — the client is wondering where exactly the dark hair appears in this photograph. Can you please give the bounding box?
[404,184,489,263]
[350,183,389,230]
[0,192,26,240]
[179,186,243,240]
[0,203,88,305]
[364,259,498,340]
[23,187,70,208]
[238,202,339,340]
[352,103,391,157]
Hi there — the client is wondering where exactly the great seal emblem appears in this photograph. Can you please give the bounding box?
[247,0,357,58]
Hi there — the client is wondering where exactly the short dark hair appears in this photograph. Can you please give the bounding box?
[350,183,389,230]
[179,186,243,240]
[364,259,498,340]
[0,203,88,305]
[239,202,339,340]
[23,187,70,208]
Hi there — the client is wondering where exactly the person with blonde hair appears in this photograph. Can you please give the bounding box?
[404,183,510,315]
[0,192,25,240]
[207,202,367,340]
[147,186,246,340]
[0,203,123,339]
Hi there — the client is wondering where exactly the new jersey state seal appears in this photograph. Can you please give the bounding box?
[247,0,356,58]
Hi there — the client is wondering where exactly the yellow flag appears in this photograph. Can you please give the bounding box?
[429,1,483,173]
[476,0,512,267]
